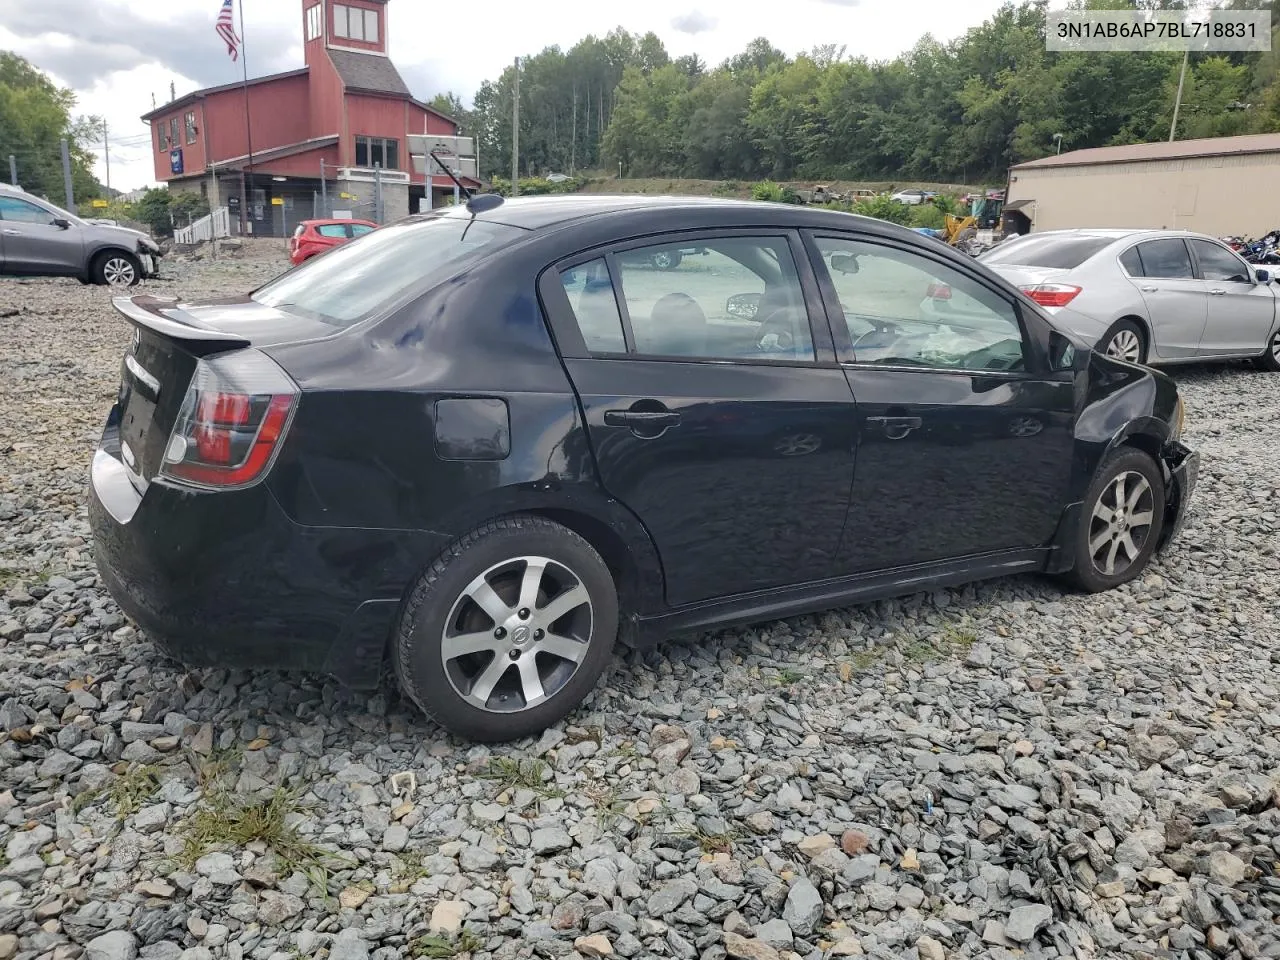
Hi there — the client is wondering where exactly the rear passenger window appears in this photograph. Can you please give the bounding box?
[1119,247,1144,277]
[1136,239,1194,279]
[613,237,814,362]
[316,224,348,238]
[559,259,626,353]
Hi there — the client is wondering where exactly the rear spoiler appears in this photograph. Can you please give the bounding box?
[112,296,251,355]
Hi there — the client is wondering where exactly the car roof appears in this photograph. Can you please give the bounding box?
[1013,228,1223,243]
[440,194,912,233]
[304,217,377,226]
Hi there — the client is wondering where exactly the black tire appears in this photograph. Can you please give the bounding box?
[651,250,683,271]
[91,251,142,287]
[393,515,618,742]
[1255,327,1280,372]
[1066,448,1166,593]
[1098,319,1147,365]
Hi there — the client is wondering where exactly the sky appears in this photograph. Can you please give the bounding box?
[0,0,1014,191]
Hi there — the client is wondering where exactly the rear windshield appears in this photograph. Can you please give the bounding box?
[981,235,1113,269]
[253,214,525,328]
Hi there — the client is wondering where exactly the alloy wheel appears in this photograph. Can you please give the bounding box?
[440,556,594,713]
[1105,329,1142,363]
[1088,470,1155,576]
[774,433,821,456]
[1271,329,1280,364]
[103,257,137,286]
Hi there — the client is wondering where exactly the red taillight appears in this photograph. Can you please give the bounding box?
[161,353,298,489]
[1020,283,1082,308]
[925,282,952,300]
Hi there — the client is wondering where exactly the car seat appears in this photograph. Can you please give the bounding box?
[643,293,707,357]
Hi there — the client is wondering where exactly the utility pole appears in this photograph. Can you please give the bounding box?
[103,119,111,193]
[511,57,520,196]
[8,155,16,187]
[320,159,327,216]
[60,139,74,210]
[374,164,383,223]
[571,84,577,176]
[170,80,176,102]
[1170,48,1189,142]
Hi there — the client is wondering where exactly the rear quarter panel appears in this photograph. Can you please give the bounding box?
[259,238,667,616]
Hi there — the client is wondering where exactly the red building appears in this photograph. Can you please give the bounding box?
[143,0,480,235]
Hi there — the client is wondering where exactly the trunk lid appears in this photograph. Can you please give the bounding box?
[984,264,1073,289]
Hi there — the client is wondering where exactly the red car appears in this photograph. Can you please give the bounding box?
[288,218,378,265]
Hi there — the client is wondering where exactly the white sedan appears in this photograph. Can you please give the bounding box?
[978,228,1280,370]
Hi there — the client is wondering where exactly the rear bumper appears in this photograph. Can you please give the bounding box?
[88,415,444,689]
[1158,440,1199,550]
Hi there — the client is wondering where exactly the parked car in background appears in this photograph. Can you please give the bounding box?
[980,229,1280,370]
[890,189,928,205]
[0,183,161,286]
[288,218,378,265]
[90,196,1197,742]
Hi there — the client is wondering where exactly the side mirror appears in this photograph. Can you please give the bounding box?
[51,217,71,229]
[726,292,761,320]
[830,253,859,275]
[1255,268,1271,284]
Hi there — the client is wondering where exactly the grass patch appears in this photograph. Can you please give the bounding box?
[178,785,328,877]
[584,782,626,830]
[774,668,805,686]
[412,931,483,958]
[108,765,160,817]
[477,757,562,798]
[676,824,739,855]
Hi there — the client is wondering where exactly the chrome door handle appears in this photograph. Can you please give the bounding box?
[1,229,20,236]
[1140,285,1158,293]
[1209,289,1226,296]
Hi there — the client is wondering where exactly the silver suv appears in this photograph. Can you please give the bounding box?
[0,183,162,286]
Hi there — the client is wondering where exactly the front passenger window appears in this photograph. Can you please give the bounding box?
[815,236,1025,372]
[0,197,56,225]
[1190,239,1251,283]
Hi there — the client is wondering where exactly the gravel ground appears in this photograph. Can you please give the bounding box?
[1,249,1279,960]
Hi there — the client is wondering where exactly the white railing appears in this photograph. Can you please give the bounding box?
[175,206,231,244]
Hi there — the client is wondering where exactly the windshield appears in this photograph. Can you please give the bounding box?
[981,235,1114,269]
[253,214,525,327]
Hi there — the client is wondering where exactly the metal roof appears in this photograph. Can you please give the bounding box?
[1012,133,1280,170]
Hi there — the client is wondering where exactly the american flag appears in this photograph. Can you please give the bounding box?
[216,0,241,62]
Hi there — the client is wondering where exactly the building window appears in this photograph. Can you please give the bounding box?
[355,136,398,169]
[158,123,168,152]
[305,3,322,41]
[169,118,180,152]
[185,111,197,144]
[333,4,378,42]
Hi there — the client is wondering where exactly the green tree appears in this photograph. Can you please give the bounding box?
[0,52,102,203]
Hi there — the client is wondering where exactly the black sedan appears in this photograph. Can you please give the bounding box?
[89,195,1199,742]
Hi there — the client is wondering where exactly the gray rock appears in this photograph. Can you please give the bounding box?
[530,827,573,855]
[327,931,369,960]
[86,932,139,960]
[646,877,697,916]
[1005,904,1052,944]
[382,824,409,852]
[754,920,792,947]
[781,878,823,935]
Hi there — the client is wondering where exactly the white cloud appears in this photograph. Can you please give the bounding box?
[671,11,718,35]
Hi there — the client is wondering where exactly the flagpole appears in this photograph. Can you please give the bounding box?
[237,0,255,235]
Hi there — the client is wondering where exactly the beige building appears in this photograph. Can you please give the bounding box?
[1005,133,1280,237]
